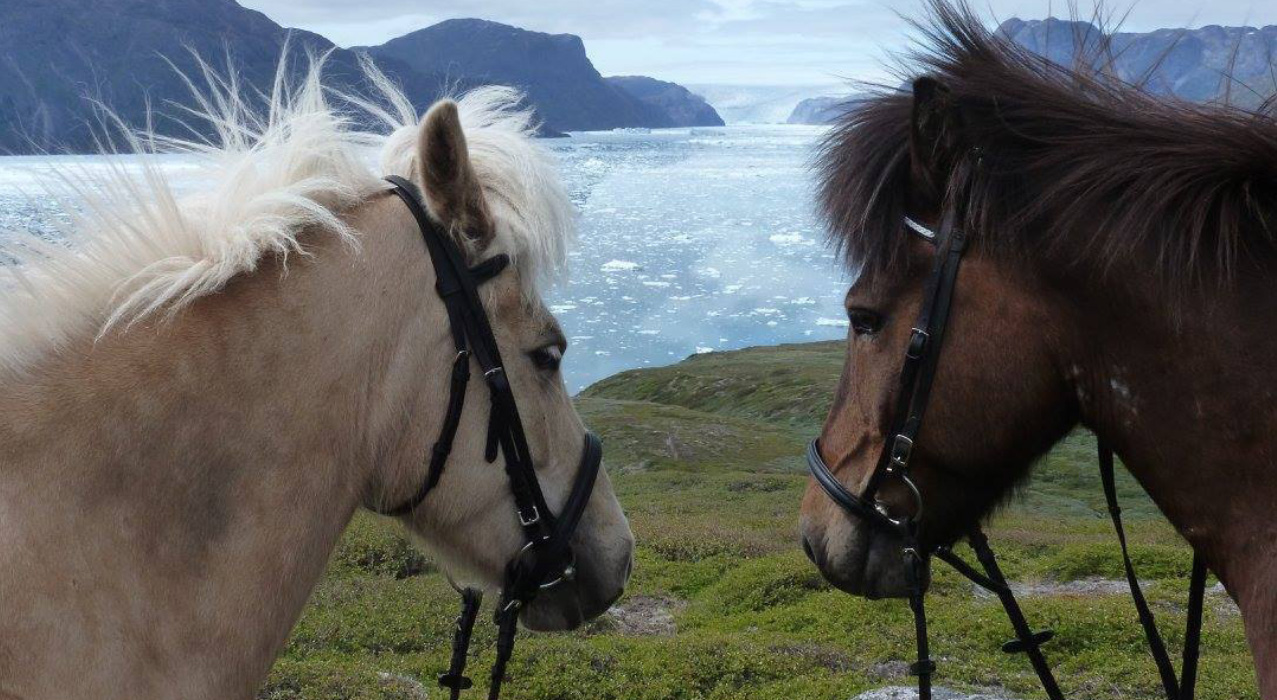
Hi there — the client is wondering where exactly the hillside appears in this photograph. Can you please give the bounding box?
[261,342,1257,700]
[0,0,453,153]
[605,76,724,128]
[785,19,1277,127]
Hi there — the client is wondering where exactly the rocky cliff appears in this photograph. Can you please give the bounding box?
[359,19,700,133]
[606,76,724,127]
[999,17,1277,107]
[0,0,452,153]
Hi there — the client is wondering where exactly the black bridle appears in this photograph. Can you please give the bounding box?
[806,203,1208,700]
[373,175,603,700]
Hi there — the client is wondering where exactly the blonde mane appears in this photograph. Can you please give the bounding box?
[0,54,574,376]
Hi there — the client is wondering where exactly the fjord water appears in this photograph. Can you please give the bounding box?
[548,125,850,390]
[0,126,851,391]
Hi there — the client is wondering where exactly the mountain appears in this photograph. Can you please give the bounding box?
[0,3,713,154]
[359,19,682,133]
[0,0,456,154]
[782,21,1277,126]
[605,77,724,127]
[999,18,1277,107]
[786,95,867,125]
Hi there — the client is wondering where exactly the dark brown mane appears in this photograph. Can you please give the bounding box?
[819,0,1277,287]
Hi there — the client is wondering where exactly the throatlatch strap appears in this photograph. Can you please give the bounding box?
[378,349,473,518]
[430,351,473,488]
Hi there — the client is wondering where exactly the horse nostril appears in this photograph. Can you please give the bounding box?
[802,535,817,564]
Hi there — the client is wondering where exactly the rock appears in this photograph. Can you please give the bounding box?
[853,686,1017,700]
[604,595,685,636]
[376,672,429,699]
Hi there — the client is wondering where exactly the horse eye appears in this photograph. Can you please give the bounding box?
[528,346,563,372]
[847,308,884,336]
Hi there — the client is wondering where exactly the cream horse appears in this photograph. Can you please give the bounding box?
[0,59,633,699]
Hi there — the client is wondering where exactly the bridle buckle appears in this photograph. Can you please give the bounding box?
[906,328,929,359]
[484,365,511,394]
[518,505,541,527]
[889,434,915,471]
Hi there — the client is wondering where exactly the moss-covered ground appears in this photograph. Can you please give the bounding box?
[261,342,1257,700]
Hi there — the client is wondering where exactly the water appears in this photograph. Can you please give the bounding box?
[0,126,852,391]
[548,126,851,390]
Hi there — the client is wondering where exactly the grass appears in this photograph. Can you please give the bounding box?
[261,341,1258,700]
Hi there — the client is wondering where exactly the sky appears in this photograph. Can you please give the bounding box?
[238,0,1271,86]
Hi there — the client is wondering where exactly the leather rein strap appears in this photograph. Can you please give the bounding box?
[1099,442,1208,700]
[376,175,604,700]
[806,200,1209,700]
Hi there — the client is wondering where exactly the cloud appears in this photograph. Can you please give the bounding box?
[246,0,720,40]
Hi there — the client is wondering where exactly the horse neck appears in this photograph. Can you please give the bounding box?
[0,194,445,699]
[1064,268,1277,688]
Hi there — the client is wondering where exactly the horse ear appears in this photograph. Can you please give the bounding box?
[909,76,961,213]
[417,100,495,247]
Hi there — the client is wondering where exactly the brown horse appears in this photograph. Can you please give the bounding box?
[799,2,1277,696]
[0,59,632,698]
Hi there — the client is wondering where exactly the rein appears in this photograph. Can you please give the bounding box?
[374,175,603,700]
[806,204,1209,700]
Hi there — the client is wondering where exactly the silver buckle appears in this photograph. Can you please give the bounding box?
[519,506,540,527]
[512,538,577,591]
[889,434,914,471]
